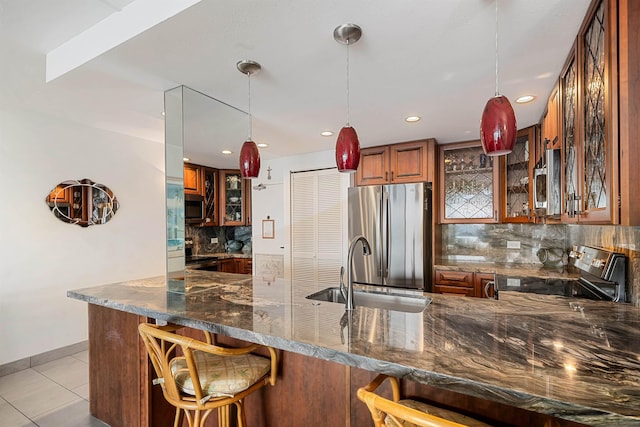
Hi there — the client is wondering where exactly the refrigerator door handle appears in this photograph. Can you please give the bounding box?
[384,194,390,278]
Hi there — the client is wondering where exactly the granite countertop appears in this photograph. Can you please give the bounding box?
[67,272,640,426]
[434,259,581,280]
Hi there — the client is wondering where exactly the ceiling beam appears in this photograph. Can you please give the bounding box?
[46,0,201,82]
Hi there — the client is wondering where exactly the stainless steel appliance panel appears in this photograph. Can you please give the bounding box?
[386,183,425,288]
[348,183,430,290]
[348,186,383,285]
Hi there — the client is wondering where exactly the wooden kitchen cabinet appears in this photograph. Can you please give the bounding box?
[500,126,538,223]
[219,170,252,226]
[183,163,203,195]
[559,0,617,224]
[541,83,560,150]
[202,167,218,226]
[219,257,252,274]
[433,270,494,298]
[355,139,436,186]
[439,140,499,224]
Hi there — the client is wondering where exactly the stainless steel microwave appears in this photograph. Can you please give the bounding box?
[184,193,205,223]
[533,148,561,217]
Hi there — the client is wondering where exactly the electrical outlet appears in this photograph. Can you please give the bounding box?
[507,240,521,249]
[507,278,521,288]
[210,237,218,244]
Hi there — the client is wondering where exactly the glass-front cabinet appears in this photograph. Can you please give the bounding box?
[501,126,537,223]
[220,170,247,226]
[439,141,499,223]
[560,0,615,223]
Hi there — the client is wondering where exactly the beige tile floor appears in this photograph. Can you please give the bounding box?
[0,351,108,427]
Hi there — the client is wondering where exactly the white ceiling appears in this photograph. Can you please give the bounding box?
[0,0,592,169]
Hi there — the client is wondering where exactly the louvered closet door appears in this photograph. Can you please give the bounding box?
[291,168,346,342]
[291,169,345,290]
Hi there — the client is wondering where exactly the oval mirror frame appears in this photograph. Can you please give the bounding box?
[46,179,119,227]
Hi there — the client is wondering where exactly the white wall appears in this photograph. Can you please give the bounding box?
[251,149,350,279]
[0,107,166,365]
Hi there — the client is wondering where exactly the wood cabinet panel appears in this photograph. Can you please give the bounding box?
[183,163,203,195]
[618,0,640,225]
[433,270,494,298]
[88,305,154,427]
[355,139,435,186]
[355,146,390,185]
[389,140,432,183]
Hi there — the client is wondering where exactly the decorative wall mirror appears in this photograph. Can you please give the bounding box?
[46,179,119,227]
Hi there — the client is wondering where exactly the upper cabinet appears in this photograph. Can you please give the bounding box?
[500,126,538,223]
[183,164,251,226]
[439,140,499,224]
[560,0,617,223]
[541,84,561,151]
[219,170,251,226]
[183,163,203,195]
[354,139,436,186]
[202,167,218,226]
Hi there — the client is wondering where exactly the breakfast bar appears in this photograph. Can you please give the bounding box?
[68,271,640,426]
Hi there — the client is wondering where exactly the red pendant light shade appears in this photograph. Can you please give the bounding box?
[480,95,517,156]
[335,126,361,172]
[334,23,363,173]
[239,139,260,178]
[236,60,262,179]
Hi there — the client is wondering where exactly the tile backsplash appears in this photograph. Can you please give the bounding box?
[186,225,252,254]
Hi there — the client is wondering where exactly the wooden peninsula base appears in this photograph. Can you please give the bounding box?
[88,304,584,427]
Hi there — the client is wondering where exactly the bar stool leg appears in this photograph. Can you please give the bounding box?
[217,405,231,427]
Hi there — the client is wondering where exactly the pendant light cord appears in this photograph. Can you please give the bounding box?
[495,0,500,97]
[346,40,350,126]
[247,72,253,140]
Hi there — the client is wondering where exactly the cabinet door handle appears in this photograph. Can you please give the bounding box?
[385,171,388,181]
[391,171,394,181]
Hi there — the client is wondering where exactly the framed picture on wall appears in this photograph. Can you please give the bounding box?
[262,218,274,239]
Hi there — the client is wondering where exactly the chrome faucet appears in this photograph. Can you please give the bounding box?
[341,235,371,311]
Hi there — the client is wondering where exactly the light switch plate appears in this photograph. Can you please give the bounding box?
[210,237,218,244]
[507,240,521,249]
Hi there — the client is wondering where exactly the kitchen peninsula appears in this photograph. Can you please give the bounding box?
[68,271,640,426]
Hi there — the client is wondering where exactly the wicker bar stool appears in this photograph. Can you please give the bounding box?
[357,374,493,427]
[138,323,277,427]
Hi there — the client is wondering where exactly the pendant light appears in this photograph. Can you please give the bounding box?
[334,24,362,173]
[480,0,516,156]
[237,60,261,178]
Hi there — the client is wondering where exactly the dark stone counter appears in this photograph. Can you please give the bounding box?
[68,271,640,426]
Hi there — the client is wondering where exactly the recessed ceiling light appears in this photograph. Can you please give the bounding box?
[221,150,232,155]
[257,143,268,148]
[183,157,190,162]
[405,116,421,123]
[515,95,535,104]
[321,131,334,137]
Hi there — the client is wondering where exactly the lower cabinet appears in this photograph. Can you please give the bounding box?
[218,257,252,274]
[433,270,494,298]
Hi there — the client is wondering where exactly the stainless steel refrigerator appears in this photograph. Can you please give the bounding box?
[348,182,431,290]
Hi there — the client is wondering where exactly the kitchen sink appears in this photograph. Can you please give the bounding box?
[306,287,432,313]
